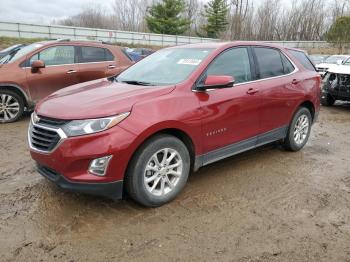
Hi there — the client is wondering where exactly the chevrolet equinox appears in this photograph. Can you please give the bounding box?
[29,42,321,207]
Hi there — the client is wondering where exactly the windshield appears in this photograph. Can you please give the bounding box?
[0,43,43,64]
[324,56,347,64]
[0,44,22,53]
[116,48,214,86]
[309,55,326,63]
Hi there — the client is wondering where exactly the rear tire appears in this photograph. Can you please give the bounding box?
[321,94,335,106]
[0,89,24,123]
[283,107,312,152]
[125,134,190,207]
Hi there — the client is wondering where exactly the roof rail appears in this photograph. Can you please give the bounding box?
[55,38,71,42]
[53,39,113,45]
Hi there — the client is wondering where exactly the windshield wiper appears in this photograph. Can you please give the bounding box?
[120,80,155,86]
[0,50,18,64]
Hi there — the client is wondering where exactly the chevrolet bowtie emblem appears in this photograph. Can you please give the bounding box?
[33,114,40,124]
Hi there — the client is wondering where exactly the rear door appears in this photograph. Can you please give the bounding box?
[77,46,118,82]
[252,47,301,137]
[196,47,262,157]
[25,45,79,102]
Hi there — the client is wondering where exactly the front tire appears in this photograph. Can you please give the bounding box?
[0,90,24,123]
[125,134,190,207]
[283,107,312,152]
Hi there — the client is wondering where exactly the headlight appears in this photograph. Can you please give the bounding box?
[62,112,130,137]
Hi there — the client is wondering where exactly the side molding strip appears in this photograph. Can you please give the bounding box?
[194,125,288,171]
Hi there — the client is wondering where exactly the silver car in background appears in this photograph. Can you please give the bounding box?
[316,55,350,76]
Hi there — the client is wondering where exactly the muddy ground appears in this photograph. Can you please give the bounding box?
[1,105,350,262]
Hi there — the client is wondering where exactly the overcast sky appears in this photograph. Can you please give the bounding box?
[0,0,116,24]
[0,0,290,25]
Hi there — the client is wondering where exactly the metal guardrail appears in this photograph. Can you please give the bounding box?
[0,21,219,46]
[0,21,347,51]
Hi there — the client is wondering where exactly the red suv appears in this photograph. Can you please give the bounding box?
[29,42,321,207]
[0,40,133,123]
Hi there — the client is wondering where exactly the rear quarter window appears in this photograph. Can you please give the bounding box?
[289,50,316,71]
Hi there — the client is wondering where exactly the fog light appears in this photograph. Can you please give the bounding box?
[88,156,113,176]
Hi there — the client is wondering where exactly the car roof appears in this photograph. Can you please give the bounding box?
[169,41,304,52]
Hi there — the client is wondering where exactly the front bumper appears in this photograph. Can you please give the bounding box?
[37,164,124,200]
[30,124,137,183]
[29,115,138,200]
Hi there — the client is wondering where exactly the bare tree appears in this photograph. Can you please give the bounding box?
[330,0,350,22]
[112,0,151,32]
[185,0,202,36]
[58,4,112,29]
[227,0,250,39]
[253,0,281,41]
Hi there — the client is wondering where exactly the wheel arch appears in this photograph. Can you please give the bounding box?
[298,100,315,121]
[0,84,32,109]
[129,127,196,171]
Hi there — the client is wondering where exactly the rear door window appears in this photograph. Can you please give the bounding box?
[281,53,295,74]
[289,50,316,71]
[79,46,115,63]
[105,49,115,61]
[80,46,106,63]
[206,47,252,84]
[254,47,285,79]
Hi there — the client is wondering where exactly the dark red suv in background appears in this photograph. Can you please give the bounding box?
[29,42,321,207]
[0,40,133,123]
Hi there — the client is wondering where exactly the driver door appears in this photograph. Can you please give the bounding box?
[25,45,80,102]
[196,47,262,159]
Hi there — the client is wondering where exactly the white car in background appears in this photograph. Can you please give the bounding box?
[316,55,350,76]
[321,57,350,106]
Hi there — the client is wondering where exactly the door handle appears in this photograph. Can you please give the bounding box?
[246,88,259,95]
[292,79,300,85]
[66,70,77,74]
[108,65,116,69]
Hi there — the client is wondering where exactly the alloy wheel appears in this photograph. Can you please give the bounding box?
[293,114,310,145]
[0,94,20,122]
[144,148,183,197]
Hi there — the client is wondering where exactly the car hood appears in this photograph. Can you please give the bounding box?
[36,78,175,120]
[327,65,350,74]
[316,63,336,68]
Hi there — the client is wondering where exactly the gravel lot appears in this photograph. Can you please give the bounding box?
[1,105,350,262]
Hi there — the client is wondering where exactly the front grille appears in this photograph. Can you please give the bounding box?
[30,125,61,152]
[29,115,67,153]
[335,74,350,98]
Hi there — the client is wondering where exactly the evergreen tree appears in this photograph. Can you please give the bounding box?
[146,0,190,35]
[202,0,229,38]
[326,16,350,53]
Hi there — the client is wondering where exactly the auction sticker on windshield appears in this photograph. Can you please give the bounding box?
[177,59,202,65]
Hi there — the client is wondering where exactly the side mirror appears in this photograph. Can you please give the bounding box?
[31,60,45,72]
[197,75,235,91]
[336,59,343,65]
